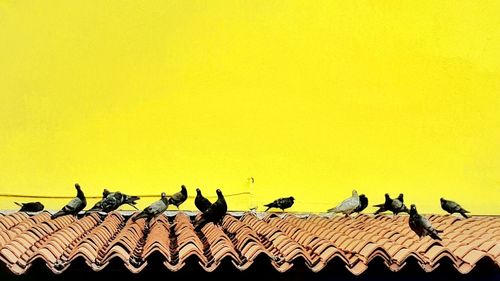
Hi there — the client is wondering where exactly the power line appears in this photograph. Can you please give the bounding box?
[0,191,251,200]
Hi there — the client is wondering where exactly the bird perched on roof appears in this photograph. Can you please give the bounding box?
[409,204,443,240]
[440,198,469,218]
[374,193,409,215]
[51,183,87,219]
[195,188,211,213]
[168,185,188,209]
[194,189,227,231]
[327,190,360,217]
[15,202,44,212]
[132,192,169,224]
[86,189,140,214]
[353,194,368,214]
[264,197,295,212]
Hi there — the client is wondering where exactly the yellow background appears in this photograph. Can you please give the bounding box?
[0,1,499,214]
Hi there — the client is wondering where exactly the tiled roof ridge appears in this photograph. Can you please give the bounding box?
[0,211,498,275]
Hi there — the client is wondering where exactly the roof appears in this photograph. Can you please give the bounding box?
[0,211,498,275]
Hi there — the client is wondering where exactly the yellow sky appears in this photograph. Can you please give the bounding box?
[0,1,499,214]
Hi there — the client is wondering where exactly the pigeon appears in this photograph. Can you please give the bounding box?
[409,204,443,240]
[390,193,409,214]
[51,183,87,219]
[440,198,469,218]
[85,189,111,214]
[327,190,360,217]
[86,190,140,214]
[168,185,188,209]
[373,193,392,214]
[194,189,227,231]
[264,197,295,212]
[353,194,368,213]
[132,192,169,223]
[195,188,212,213]
[374,193,409,215]
[15,202,44,212]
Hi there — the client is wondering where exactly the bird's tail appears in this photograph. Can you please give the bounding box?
[374,207,385,214]
[84,207,102,216]
[51,210,65,219]
[14,202,23,207]
[373,203,384,208]
[124,196,140,210]
[327,208,337,213]
[131,212,148,222]
[124,195,140,205]
[402,205,410,213]
[194,216,208,231]
[460,211,469,219]
[430,230,442,241]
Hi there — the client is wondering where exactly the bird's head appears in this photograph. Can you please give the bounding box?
[161,192,167,199]
[398,193,404,199]
[75,183,81,190]
[290,196,295,201]
[196,188,201,194]
[352,190,358,196]
[181,185,187,191]
[440,198,445,203]
[410,204,417,214]
[216,189,223,196]
[103,189,110,197]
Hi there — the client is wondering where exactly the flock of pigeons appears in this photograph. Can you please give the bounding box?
[13,184,470,241]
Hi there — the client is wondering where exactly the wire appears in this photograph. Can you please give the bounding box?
[0,191,251,199]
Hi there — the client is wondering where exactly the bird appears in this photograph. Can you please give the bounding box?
[374,193,409,215]
[168,185,188,209]
[390,193,409,214]
[86,190,140,214]
[409,204,443,240]
[194,189,227,231]
[51,183,87,219]
[85,189,111,214]
[264,197,295,212]
[195,188,211,213]
[132,192,169,224]
[15,202,44,212]
[327,190,360,217]
[353,194,368,213]
[440,198,469,218]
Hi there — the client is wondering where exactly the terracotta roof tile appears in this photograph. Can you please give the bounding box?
[0,212,498,275]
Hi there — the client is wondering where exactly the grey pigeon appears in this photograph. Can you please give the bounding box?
[409,204,443,240]
[353,194,368,213]
[264,197,295,212]
[327,190,360,216]
[440,198,469,218]
[195,188,211,213]
[168,185,188,209]
[194,189,227,231]
[132,192,169,223]
[85,189,111,214]
[51,183,87,219]
[15,202,44,212]
[391,193,409,214]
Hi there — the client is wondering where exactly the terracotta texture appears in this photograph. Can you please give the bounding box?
[0,211,498,275]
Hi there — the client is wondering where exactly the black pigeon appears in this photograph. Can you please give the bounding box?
[374,193,409,215]
[132,192,169,223]
[409,204,443,240]
[168,185,188,209]
[194,189,227,231]
[15,202,44,212]
[51,183,87,219]
[264,197,295,212]
[353,194,368,213]
[440,198,469,218]
[195,188,211,213]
